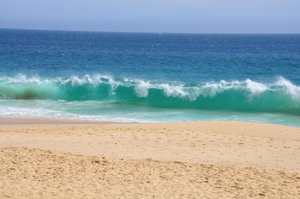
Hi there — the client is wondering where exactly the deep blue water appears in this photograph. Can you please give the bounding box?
[0,29,300,126]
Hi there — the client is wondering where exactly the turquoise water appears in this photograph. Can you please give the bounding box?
[0,29,300,126]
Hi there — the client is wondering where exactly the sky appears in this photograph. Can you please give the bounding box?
[0,0,299,33]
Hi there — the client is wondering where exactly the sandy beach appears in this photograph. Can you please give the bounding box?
[0,119,300,198]
[2,2,300,198]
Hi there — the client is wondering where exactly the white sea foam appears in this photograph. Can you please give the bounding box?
[159,83,187,98]
[135,80,150,97]
[275,76,300,100]
[246,79,268,95]
[0,102,145,123]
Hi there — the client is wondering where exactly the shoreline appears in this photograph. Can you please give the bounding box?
[1,116,299,127]
[0,117,118,125]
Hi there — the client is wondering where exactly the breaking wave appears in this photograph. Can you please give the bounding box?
[0,74,300,115]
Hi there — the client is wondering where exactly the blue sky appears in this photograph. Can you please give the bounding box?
[0,0,299,33]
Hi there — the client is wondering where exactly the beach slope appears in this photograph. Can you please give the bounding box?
[0,120,300,198]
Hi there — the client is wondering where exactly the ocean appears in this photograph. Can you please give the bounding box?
[0,29,300,126]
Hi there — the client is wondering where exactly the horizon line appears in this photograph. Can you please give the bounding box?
[1,27,300,35]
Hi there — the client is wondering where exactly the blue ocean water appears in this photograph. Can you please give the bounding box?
[0,29,300,126]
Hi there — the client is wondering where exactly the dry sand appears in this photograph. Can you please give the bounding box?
[0,119,300,198]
